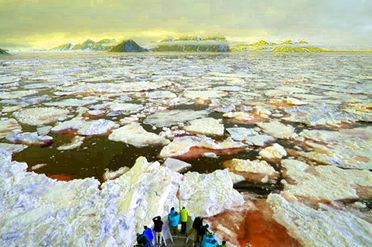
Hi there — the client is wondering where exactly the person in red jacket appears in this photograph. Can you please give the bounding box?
[152,216,164,245]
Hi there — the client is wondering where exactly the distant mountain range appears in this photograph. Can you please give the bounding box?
[50,37,372,53]
[52,39,117,51]
[231,40,327,52]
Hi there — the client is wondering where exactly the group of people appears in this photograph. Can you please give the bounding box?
[136,207,227,247]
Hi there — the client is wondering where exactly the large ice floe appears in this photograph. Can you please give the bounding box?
[283,104,354,127]
[0,118,21,139]
[267,194,372,247]
[257,120,295,139]
[0,149,243,246]
[281,159,372,201]
[297,127,372,169]
[159,136,246,159]
[108,123,169,147]
[184,117,224,136]
[13,107,70,126]
[224,158,278,184]
[143,109,208,127]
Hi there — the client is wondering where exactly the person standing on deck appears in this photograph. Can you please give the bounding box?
[180,206,189,235]
[143,226,154,246]
[152,216,164,245]
[168,207,180,236]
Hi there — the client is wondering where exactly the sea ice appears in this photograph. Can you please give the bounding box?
[267,194,372,247]
[163,158,192,172]
[57,136,85,151]
[6,132,53,146]
[109,123,169,147]
[159,136,246,158]
[257,120,295,139]
[13,107,70,126]
[227,127,274,146]
[184,117,224,136]
[77,119,118,136]
[143,109,208,127]
[259,143,287,163]
[298,127,372,169]
[224,158,278,183]
[281,159,372,201]
[0,118,21,139]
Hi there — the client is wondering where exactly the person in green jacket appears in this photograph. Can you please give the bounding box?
[180,206,188,235]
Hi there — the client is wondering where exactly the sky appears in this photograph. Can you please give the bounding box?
[0,0,371,49]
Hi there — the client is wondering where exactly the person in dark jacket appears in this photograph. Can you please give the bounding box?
[136,233,149,247]
[152,216,164,245]
[198,224,210,241]
[143,226,154,246]
[186,216,203,244]
[218,240,227,247]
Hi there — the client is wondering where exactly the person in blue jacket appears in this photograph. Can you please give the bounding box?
[201,231,218,247]
[143,226,154,246]
[168,207,180,236]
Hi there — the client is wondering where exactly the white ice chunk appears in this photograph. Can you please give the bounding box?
[14,107,69,126]
[109,123,169,147]
[184,117,224,136]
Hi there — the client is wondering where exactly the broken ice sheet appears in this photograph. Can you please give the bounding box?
[267,193,372,247]
[257,120,296,139]
[227,127,274,147]
[44,98,97,107]
[283,103,354,127]
[0,90,38,99]
[0,118,22,139]
[184,117,224,136]
[259,143,287,163]
[163,158,192,172]
[281,159,372,202]
[296,127,372,169]
[57,136,85,151]
[159,135,246,159]
[6,132,53,146]
[13,107,70,126]
[109,123,169,147]
[143,109,208,127]
[223,111,268,124]
[224,158,278,184]
[77,119,118,136]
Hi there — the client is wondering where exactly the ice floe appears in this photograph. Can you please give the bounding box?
[297,127,372,169]
[163,158,192,172]
[283,104,354,127]
[77,119,118,136]
[184,117,224,136]
[259,143,287,163]
[281,159,372,201]
[57,136,85,151]
[179,169,244,217]
[227,127,274,146]
[6,132,53,146]
[143,109,208,127]
[267,194,372,247]
[13,107,70,126]
[109,123,169,147]
[257,120,295,139]
[0,118,21,139]
[159,136,246,159]
[224,159,278,183]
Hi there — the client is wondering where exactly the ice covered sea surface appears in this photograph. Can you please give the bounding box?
[0,52,371,246]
